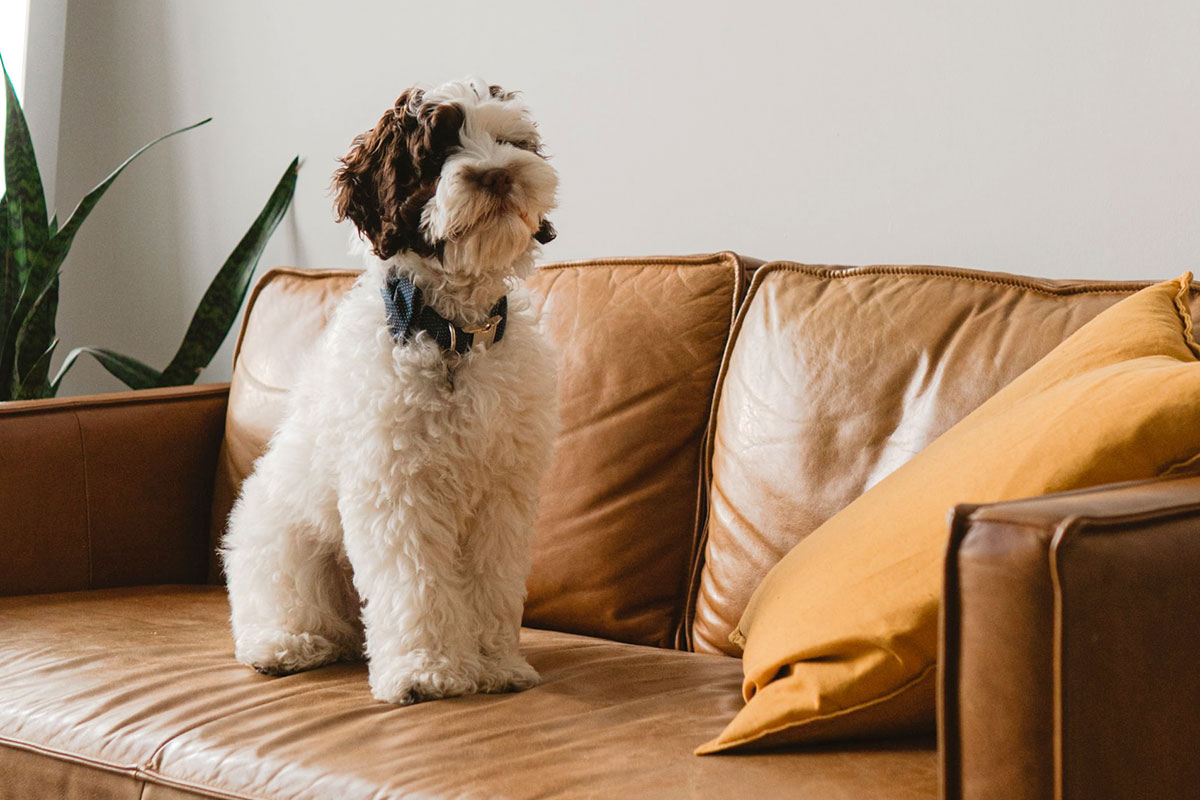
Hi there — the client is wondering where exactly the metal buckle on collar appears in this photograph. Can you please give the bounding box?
[463,315,503,349]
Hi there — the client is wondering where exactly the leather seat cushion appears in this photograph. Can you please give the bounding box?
[0,587,935,800]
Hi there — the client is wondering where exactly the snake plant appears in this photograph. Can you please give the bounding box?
[2,52,298,400]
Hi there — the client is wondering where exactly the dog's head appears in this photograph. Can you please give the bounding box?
[333,77,557,280]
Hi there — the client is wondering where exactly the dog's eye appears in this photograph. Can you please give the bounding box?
[497,137,538,153]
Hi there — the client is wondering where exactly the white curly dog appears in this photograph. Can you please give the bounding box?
[222,77,558,705]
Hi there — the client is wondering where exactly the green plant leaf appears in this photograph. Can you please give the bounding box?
[157,156,299,386]
[1,190,59,397]
[9,116,210,400]
[14,336,56,399]
[52,345,162,393]
[14,285,56,390]
[10,268,60,395]
[4,258,62,395]
[44,117,212,273]
[3,51,48,274]
[3,52,53,400]
[1,194,10,334]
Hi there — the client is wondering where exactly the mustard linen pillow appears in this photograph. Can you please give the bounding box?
[698,274,1200,754]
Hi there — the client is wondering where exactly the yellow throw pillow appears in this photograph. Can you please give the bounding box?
[698,274,1200,754]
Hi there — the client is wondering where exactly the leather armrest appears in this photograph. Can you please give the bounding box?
[0,385,228,596]
[939,476,1200,800]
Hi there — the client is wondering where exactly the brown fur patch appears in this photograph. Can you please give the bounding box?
[332,89,465,260]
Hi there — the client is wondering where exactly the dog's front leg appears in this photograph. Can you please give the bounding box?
[224,442,363,676]
[338,484,484,705]
[464,474,541,694]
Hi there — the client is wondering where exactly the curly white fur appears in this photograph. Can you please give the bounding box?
[222,77,558,705]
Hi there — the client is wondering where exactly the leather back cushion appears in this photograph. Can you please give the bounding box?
[210,254,748,648]
[690,263,1175,654]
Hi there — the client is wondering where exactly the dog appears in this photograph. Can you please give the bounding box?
[221,77,559,705]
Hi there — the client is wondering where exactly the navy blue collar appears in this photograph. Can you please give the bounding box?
[381,273,508,355]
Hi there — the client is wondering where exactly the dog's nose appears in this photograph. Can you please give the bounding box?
[477,167,513,196]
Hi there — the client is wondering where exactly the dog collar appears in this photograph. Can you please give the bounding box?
[381,273,507,354]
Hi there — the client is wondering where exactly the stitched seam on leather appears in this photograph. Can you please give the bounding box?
[535,251,737,272]
[759,261,1195,298]
[0,732,268,800]
[964,516,1073,537]
[972,490,1200,530]
[0,384,230,416]
[0,734,141,775]
[1052,503,1200,532]
[136,767,269,800]
[73,409,94,588]
[937,506,980,800]
[1048,520,1075,800]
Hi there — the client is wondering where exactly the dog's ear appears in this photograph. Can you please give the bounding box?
[534,218,556,245]
[334,89,464,261]
[333,91,423,259]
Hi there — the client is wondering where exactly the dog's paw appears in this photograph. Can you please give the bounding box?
[369,655,482,705]
[235,630,344,676]
[478,654,540,694]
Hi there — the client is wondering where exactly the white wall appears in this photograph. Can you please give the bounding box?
[21,0,67,215]
[48,0,1200,394]
[0,0,29,187]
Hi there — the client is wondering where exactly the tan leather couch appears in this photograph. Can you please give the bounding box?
[2,254,1197,799]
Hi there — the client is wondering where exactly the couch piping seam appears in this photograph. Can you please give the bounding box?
[0,384,230,417]
[760,262,1195,298]
[0,735,273,800]
[672,255,744,650]
[72,409,94,588]
[937,505,979,800]
[1048,519,1078,800]
[535,252,737,272]
[969,487,1200,532]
